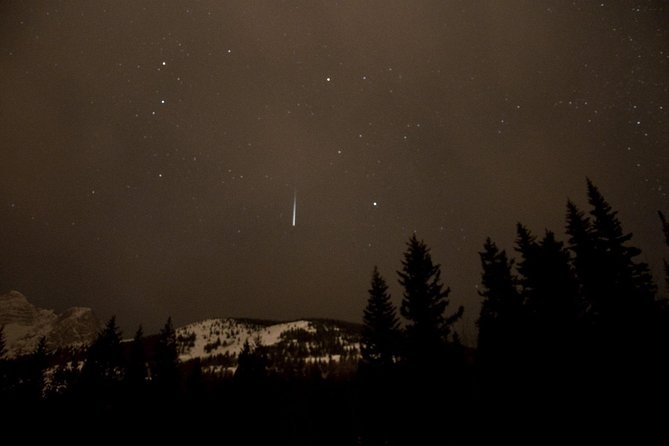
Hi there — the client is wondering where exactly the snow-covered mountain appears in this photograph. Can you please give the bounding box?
[0,291,361,375]
[0,290,101,357]
[176,317,361,375]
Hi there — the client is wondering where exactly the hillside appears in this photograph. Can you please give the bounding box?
[176,317,361,376]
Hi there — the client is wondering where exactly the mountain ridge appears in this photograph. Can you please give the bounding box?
[0,290,101,357]
[1,291,362,374]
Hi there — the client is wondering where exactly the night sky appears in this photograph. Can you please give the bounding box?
[1,1,667,339]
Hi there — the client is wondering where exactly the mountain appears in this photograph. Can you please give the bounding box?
[176,317,361,376]
[0,290,101,358]
[0,291,362,376]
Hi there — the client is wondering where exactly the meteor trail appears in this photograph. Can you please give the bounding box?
[292,190,297,227]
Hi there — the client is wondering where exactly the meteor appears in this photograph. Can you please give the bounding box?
[292,190,297,227]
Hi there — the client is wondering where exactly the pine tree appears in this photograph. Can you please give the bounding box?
[566,180,660,404]
[514,223,539,296]
[566,200,598,310]
[361,267,401,368]
[27,337,48,401]
[81,316,123,402]
[235,339,268,382]
[126,325,147,390]
[83,316,123,383]
[398,234,463,369]
[522,230,581,330]
[514,225,584,401]
[585,179,656,323]
[154,317,179,394]
[359,267,402,446]
[476,238,523,367]
[395,236,466,445]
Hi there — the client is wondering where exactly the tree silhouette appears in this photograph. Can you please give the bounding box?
[396,235,466,446]
[586,179,656,320]
[476,237,526,398]
[398,234,463,369]
[235,339,269,382]
[516,227,583,400]
[81,316,123,403]
[361,266,401,369]
[359,268,401,445]
[517,228,581,334]
[566,200,597,313]
[25,337,48,402]
[126,325,147,391]
[154,317,179,395]
[566,180,660,405]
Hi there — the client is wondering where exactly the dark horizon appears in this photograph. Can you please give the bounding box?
[1,1,667,336]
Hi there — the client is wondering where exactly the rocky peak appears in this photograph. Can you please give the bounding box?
[0,290,43,326]
[0,291,101,357]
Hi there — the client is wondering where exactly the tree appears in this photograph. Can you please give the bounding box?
[514,223,539,296]
[517,228,581,333]
[395,236,466,445]
[476,238,524,368]
[126,325,147,390]
[584,180,656,328]
[83,316,123,384]
[398,234,463,369]
[234,339,268,382]
[81,316,124,405]
[566,200,597,312]
[566,181,660,404]
[361,267,401,369]
[154,317,179,394]
[26,337,48,401]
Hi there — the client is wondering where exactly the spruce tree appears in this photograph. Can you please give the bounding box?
[515,225,584,400]
[235,339,268,382]
[83,316,123,382]
[585,179,656,322]
[361,267,401,368]
[567,180,660,403]
[360,268,401,446]
[395,235,466,445]
[514,223,539,296]
[566,200,598,308]
[154,317,179,394]
[81,316,123,401]
[398,234,463,369]
[27,337,48,401]
[126,325,147,390]
[520,230,581,331]
[154,317,179,392]
[477,238,523,366]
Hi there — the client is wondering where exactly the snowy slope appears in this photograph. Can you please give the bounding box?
[176,318,361,375]
[177,318,316,361]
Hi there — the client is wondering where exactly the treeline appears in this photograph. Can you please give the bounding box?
[1,179,668,442]
[359,179,669,442]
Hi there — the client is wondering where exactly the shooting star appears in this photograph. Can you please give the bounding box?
[292,189,297,227]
